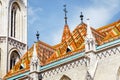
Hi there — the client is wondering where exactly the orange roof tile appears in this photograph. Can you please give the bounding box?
[4,20,120,79]
[61,24,72,42]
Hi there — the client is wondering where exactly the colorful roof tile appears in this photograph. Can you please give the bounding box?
[4,19,120,79]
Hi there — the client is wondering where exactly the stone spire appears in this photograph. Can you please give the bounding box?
[86,19,94,39]
[32,43,38,60]
[61,5,71,42]
[61,24,71,42]
[85,19,96,52]
[85,19,98,80]
[30,43,40,80]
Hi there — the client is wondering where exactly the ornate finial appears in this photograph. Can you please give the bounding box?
[80,12,84,23]
[85,18,96,52]
[36,31,39,41]
[63,4,68,24]
[86,18,93,39]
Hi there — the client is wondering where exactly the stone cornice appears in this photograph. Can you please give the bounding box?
[8,37,26,50]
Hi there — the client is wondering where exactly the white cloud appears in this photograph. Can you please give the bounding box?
[27,5,43,46]
[70,0,120,30]
[28,6,43,26]
[51,0,120,45]
[85,7,112,28]
[52,28,63,45]
[28,0,120,46]
[91,0,120,8]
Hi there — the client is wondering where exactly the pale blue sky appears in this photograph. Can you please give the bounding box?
[28,0,120,47]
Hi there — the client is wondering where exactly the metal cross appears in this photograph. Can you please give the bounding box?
[63,4,68,24]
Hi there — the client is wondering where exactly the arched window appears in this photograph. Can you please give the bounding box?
[10,50,20,69]
[10,2,20,38]
[117,67,120,80]
[60,75,71,80]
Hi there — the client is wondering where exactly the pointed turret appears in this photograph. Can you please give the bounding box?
[31,43,38,64]
[61,5,71,42]
[85,19,98,79]
[85,19,96,52]
[29,43,40,80]
[62,24,71,42]
[86,19,94,39]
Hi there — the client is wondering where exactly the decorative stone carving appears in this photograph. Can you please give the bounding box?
[42,58,87,78]
[0,37,6,43]
[8,37,26,50]
[97,46,120,59]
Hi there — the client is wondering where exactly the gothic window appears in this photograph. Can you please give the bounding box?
[117,67,120,80]
[38,74,42,80]
[10,51,20,69]
[60,75,71,80]
[86,71,93,80]
[10,2,20,38]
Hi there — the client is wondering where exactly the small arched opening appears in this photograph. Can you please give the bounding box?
[66,45,72,53]
[60,75,71,80]
[10,50,20,69]
[117,67,120,80]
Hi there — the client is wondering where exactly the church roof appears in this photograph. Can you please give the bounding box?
[4,41,55,79]
[4,19,120,79]
[61,24,72,42]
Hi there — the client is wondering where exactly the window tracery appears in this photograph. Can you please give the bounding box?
[10,2,20,38]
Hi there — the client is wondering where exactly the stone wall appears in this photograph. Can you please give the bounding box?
[41,42,120,80]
